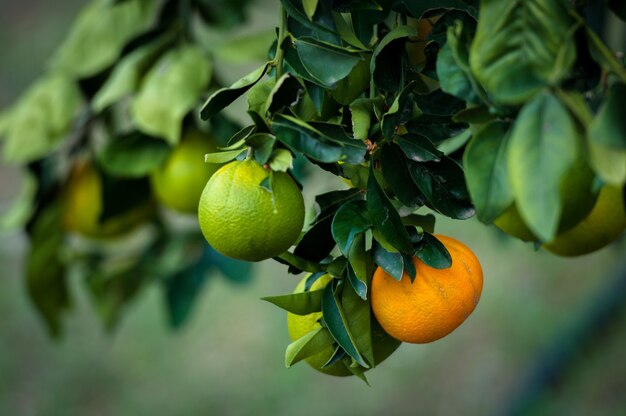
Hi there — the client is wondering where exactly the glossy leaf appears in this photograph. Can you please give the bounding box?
[396,134,443,162]
[470,0,578,104]
[321,282,369,367]
[508,92,580,241]
[97,132,171,177]
[463,121,513,223]
[380,143,424,207]
[372,242,403,280]
[204,149,246,164]
[200,63,270,120]
[367,166,414,255]
[262,288,324,315]
[407,157,474,219]
[347,232,370,300]
[295,37,363,87]
[132,45,212,144]
[415,232,452,270]
[341,277,374,366]
[292,214,336,266]
[331,200,372,254]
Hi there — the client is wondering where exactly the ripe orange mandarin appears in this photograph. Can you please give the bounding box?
[371,234,483,344]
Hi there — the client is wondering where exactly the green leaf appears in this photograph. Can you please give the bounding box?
[281,0,338,38]
[437,21,481,104]
[285,326,335,368]
[25,203,69,337]
[586,27,626,83]
[589,82,626,149]
[204,149,246,164]
[346,233,370,300]
[341,277,374,366]
[396,134,443,162]
[381,82,420,139]
[200,62,270,120]
[321,282,369,367]
[407,157,474,219]
[2,74,82,163]
[0,170,36,231]
[508,92,581,241]
[392,0,478,19]
[97,132,171,177]
[470,0,578,104]
[415,232,452,270]
[247,79,276,118]
[380,143,424,207]
[463,121,513,223]
[589,142,626,186]
[268,149,294,172]
[332,200,372,254]
[295,37,363,87]
[371,25,416,91]
[262,289,324,315]
[265,73,304,115]
[246,133,276,164]
[607,0,626,21]
[132,45,211,144]
[213,30,277,63]
[373,242,403,280]
[303,0,319,20]
[367,166,414,254]
[50,0,161,78]
[92,37,169,112]
[402,213,436,232]
[350,97,384,140]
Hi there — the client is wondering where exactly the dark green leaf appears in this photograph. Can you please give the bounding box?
[367,166,414,254]
[589,82,626,149]
[321,282,369,367]
[415,233,452,270]
[392,0,478,19]
[372,242,403,280]
[586,27,626,82]
[332,200,372,254]
[266,73,304,114]
[97,132,171,178]
[371,25,416,91]
[381,81,419,138]
[316,188,362,214]
[402,213,436,233]
[262,288,324,315]
[396,134,442,162]
[341,276,374,366]
[200,63,270,120]
[463,121,513,223]
[380,143,424,207]
[607,0,626,21]
[164,264,209,329]
[281,0,338,37]
[292,214,336,267]
[346,232,371,300]
[407,156,474,219]
[295,37,363,87]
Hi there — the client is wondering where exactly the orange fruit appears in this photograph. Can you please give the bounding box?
[150,130,223,214]
[197,159,305,261]
[63,162,153,238]
[371,234,483,344]
[287,274,401,377]
[543,186,626,256]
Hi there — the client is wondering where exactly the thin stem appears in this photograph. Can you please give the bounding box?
[275,5,287,79]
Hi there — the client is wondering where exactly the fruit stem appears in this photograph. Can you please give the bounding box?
[275,5,287,80]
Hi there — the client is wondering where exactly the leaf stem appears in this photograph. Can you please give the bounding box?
[275,5,287,79]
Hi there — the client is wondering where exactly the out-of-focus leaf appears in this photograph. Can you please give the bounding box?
[589,82,626,149]
[132,46,211,144]
[463,121,513,223]
[586,27,626,82]
[213,30,276,63]
[470,0,578,104]
[392,0,478,18]
[508,92,580,241]
[0,170,37,231]
[97,132,171,177]
[200,63,270,120]
[25,203,69,337]
[51,0,161,78]
[164,264,209,329]
[2,74,82,163]
[99,173,152,223]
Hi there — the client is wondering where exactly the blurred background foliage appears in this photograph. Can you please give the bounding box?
[1,1,626,415]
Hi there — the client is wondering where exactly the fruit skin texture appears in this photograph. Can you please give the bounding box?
[543,186,626,257]
[150,130,223,214]
[63,163,153,238]
[198,159,305,262]
[287,274,401,377]
[371,235,483,344]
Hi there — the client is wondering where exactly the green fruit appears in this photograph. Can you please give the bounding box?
[63,162,153,238]
[150,130,223,213]
[197,159,305,261]
[543,186,626,256]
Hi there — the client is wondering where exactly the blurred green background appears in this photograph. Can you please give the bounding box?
[2,2,626,415]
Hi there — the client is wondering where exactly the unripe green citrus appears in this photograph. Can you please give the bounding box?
[287,274,401,377]
[197,159,305,261]
[150,130,223,213]
[63,162,153,238]
[543,186,626,256]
